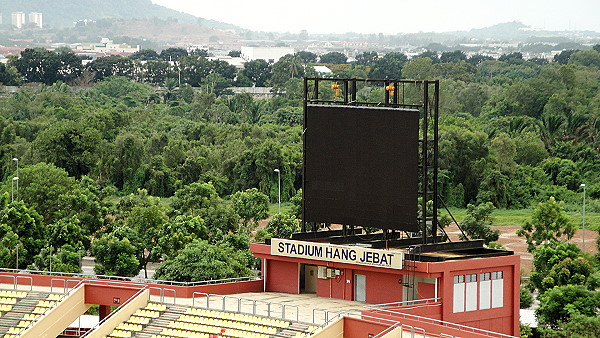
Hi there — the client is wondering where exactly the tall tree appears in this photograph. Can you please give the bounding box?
[242,59,272,87]
[319,52,347,64]
[11,48,60,84]
[231,188,269,231]
[19,163,78,223]
[32,121,102,178]
[153,240,253,282]
[0,198,46,268]
[296,51,317,63]
[355,51,378,66]
[530,241,594,294]
[517,197,576,252]
[91,234,140,277]
[130,49,160,60]
[87,56,135,81]
[271,54,304,88]
[368,52,408,79]
[160,47,188,61]
[458,202,499,244]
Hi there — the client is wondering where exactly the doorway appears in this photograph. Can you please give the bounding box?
[354,274,366,302]
[302,264,318,293]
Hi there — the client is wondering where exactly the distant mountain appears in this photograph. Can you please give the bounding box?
[452,21,600,40]
[0,0,240,30]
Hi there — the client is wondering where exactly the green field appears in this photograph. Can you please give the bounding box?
[445,207,600,231]
[268,205,600,233]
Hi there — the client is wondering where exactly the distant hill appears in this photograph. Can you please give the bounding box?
[0,0,241,30]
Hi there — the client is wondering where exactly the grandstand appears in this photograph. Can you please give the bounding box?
[0,270,517,338]
[0,78,520,338]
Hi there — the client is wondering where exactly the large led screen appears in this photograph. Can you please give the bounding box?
[304,104,419,231]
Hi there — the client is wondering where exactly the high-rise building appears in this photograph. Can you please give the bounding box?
[11,12,25,29]
[29,12,43,28]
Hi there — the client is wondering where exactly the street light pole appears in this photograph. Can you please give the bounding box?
[274,168,281,214]
[11,177,18,202]
[12,158,18,199]
[580,183,586,252]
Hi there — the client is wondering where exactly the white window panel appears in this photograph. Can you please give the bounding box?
[492,278,504,308]
[465,281,478,311]
[453,282,465,313]
[479,280,491,309]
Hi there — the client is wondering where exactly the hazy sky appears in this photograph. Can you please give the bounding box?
[151,0,599,34]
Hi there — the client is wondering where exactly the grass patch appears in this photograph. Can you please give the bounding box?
[444,207,600,231]
[268,202,293,215]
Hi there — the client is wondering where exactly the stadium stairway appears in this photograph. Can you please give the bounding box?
[0,291,52,336]
[118,304,319,338]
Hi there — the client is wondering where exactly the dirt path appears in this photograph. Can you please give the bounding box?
[444,223,598,276]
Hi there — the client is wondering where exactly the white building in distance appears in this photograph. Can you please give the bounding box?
[29,12,43,28]
[240,46,295,63]
[11,12,25,29]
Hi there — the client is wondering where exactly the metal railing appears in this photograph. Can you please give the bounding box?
[364,297,441,309]
[80,283,149,338]
[13,279,86,336]
[0,267,259,286]
[0,274,33,291]
[366,307,518,338]
[312,308,344,325]
[192,292,300,322]
[149,286,177,304]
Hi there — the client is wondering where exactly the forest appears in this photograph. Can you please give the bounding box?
[0,47,599,333]
[1,44,599,335]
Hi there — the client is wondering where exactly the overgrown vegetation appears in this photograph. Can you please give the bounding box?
[0,47,599,294]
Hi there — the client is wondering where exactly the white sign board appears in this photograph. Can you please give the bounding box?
[270,239,403,269]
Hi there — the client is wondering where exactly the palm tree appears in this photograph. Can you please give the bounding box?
[539,114,564,151]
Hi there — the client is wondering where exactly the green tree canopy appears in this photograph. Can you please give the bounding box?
[19,163,78,223]
[153,240,253,282]
[231,188,269,230]
[319,52,347,64]
[458,202,499,244]
[517,196,576,252]
[91,234,140,277]
[536,285,600,329]
[530,241,594,294]
[33,121,102,178]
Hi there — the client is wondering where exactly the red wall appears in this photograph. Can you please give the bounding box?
[417,282,435,299]
[316,269,351,300]
[435,255,520,337]
[265,260,298,294]
[314,268,404,303]
[0,273,263,300]
[343,317,389,338]
[360,269,404,304]
[84,284,142,306]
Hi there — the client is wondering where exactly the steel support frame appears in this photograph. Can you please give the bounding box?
[302,78,440,245]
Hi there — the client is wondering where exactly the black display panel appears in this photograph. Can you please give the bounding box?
[304,105,419,231]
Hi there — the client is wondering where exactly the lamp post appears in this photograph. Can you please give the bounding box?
[580,183,586,252]
[274,168,281,214]
[11,177,18,202]
[12,158,18,199]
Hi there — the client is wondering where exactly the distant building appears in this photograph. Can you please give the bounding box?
[11,12,25,29]
[240,46,295,63]
[75,38,140,54]
[228,87,274,99]
[28,12,43,29]
[208,56,246,70]
[313,65,332,74]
